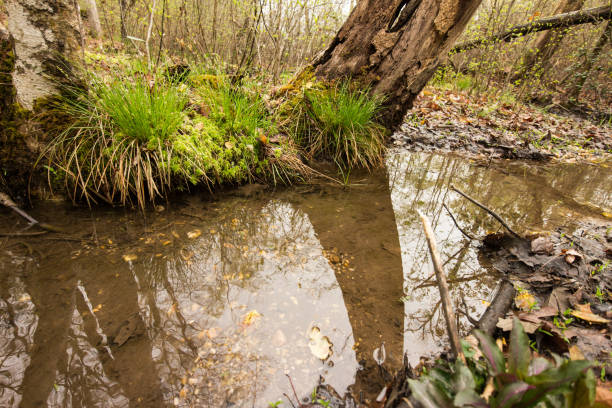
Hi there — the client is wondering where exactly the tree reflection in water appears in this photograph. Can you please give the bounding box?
[386,150,611,365]
[127,200,358,406]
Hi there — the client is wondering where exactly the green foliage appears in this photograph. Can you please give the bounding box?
[288,81,386,169]
[43,72,270,208]
[409,318,596,408]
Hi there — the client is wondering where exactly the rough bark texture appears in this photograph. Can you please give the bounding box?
[2,0,80,200]
[312,0,482,130]
[6,0,81,110]
[519,0,586,77]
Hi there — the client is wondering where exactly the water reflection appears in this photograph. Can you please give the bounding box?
[0,264,37,408]
[129,201,358,406]
[386,150,612,365]
[0,150,610,406]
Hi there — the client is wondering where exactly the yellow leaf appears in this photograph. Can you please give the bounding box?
[122,254,138,262]
[571,309,609,324]
[602,212,612,218]
[162,240,172,246]
[187,229,201,239]
[242,310,261,326]
[568,345,585,360]
[515,291,537,311]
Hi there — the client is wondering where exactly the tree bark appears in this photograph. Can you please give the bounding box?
[6,0,81,110]
[451,5,611,54]
[312,0,483,130]
[85,0,103,38]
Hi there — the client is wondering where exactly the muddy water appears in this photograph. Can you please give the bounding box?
[0,151,610,407]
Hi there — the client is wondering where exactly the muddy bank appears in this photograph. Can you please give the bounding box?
[394,87,612,162]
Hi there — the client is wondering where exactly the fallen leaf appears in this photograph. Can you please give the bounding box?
[531,236,553,255]
[122,254,138,262]
[571,305,610,324]
[563,248,582,264]
[308,326,333,360]
[242,310,261,326]
[187,229,201,239]
[224,141,233,149]
[568,345,585,360]
[596,383,612,407]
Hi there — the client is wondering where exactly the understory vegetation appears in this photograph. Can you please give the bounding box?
[43,56,386,208]
[409,319,597,408]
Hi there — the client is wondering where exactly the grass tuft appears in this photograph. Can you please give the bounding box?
[287,81,387,169]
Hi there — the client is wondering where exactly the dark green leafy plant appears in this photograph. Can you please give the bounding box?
[408,318,596,408]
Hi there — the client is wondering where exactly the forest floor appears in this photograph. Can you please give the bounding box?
[394,85,612,164]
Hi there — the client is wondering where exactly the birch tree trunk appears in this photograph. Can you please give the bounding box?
[86,0,103,38]
[6,0,81,110]
[311,0,483,130]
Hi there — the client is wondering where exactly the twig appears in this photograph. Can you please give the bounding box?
[417,210,466,364]
[0,231,48,237]
[443,203,477,240]
[0,193,65,233]
[285,374,303,407]
[450,185,521,238]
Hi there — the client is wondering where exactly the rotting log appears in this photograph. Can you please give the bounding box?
[451,5,612,54]
[476,279,516,336]
[309,0,483,130]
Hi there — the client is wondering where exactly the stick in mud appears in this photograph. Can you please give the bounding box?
[450,185,521,238]
[0,192,64,233]
[417,210,466,364]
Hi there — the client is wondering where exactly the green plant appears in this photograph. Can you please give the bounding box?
[290,81,386,169]
[595,287,604,302]
[408,318,596,408]
[268,400,283,407]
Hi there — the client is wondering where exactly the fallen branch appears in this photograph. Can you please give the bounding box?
[418,210,466,363]
[443,203,476,240]
[450,185,521,238]
[0,192,64,233]
[451,5,611,54]
[476,279,516,336]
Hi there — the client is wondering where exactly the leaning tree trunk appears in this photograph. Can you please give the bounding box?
[518,0,585,79]
[311,0,482,130]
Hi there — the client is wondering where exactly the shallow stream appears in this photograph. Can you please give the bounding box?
[1,151,610,407]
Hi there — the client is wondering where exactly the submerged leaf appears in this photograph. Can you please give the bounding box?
[308,326,333,360]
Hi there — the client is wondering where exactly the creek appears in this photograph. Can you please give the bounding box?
[0,150,610,407]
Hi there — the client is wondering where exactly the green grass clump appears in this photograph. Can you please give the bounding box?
[44,77,213,208]
[288,81,386,169]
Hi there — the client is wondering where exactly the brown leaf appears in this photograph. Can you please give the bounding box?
[595,383,612,407]
[531,236,553,255]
